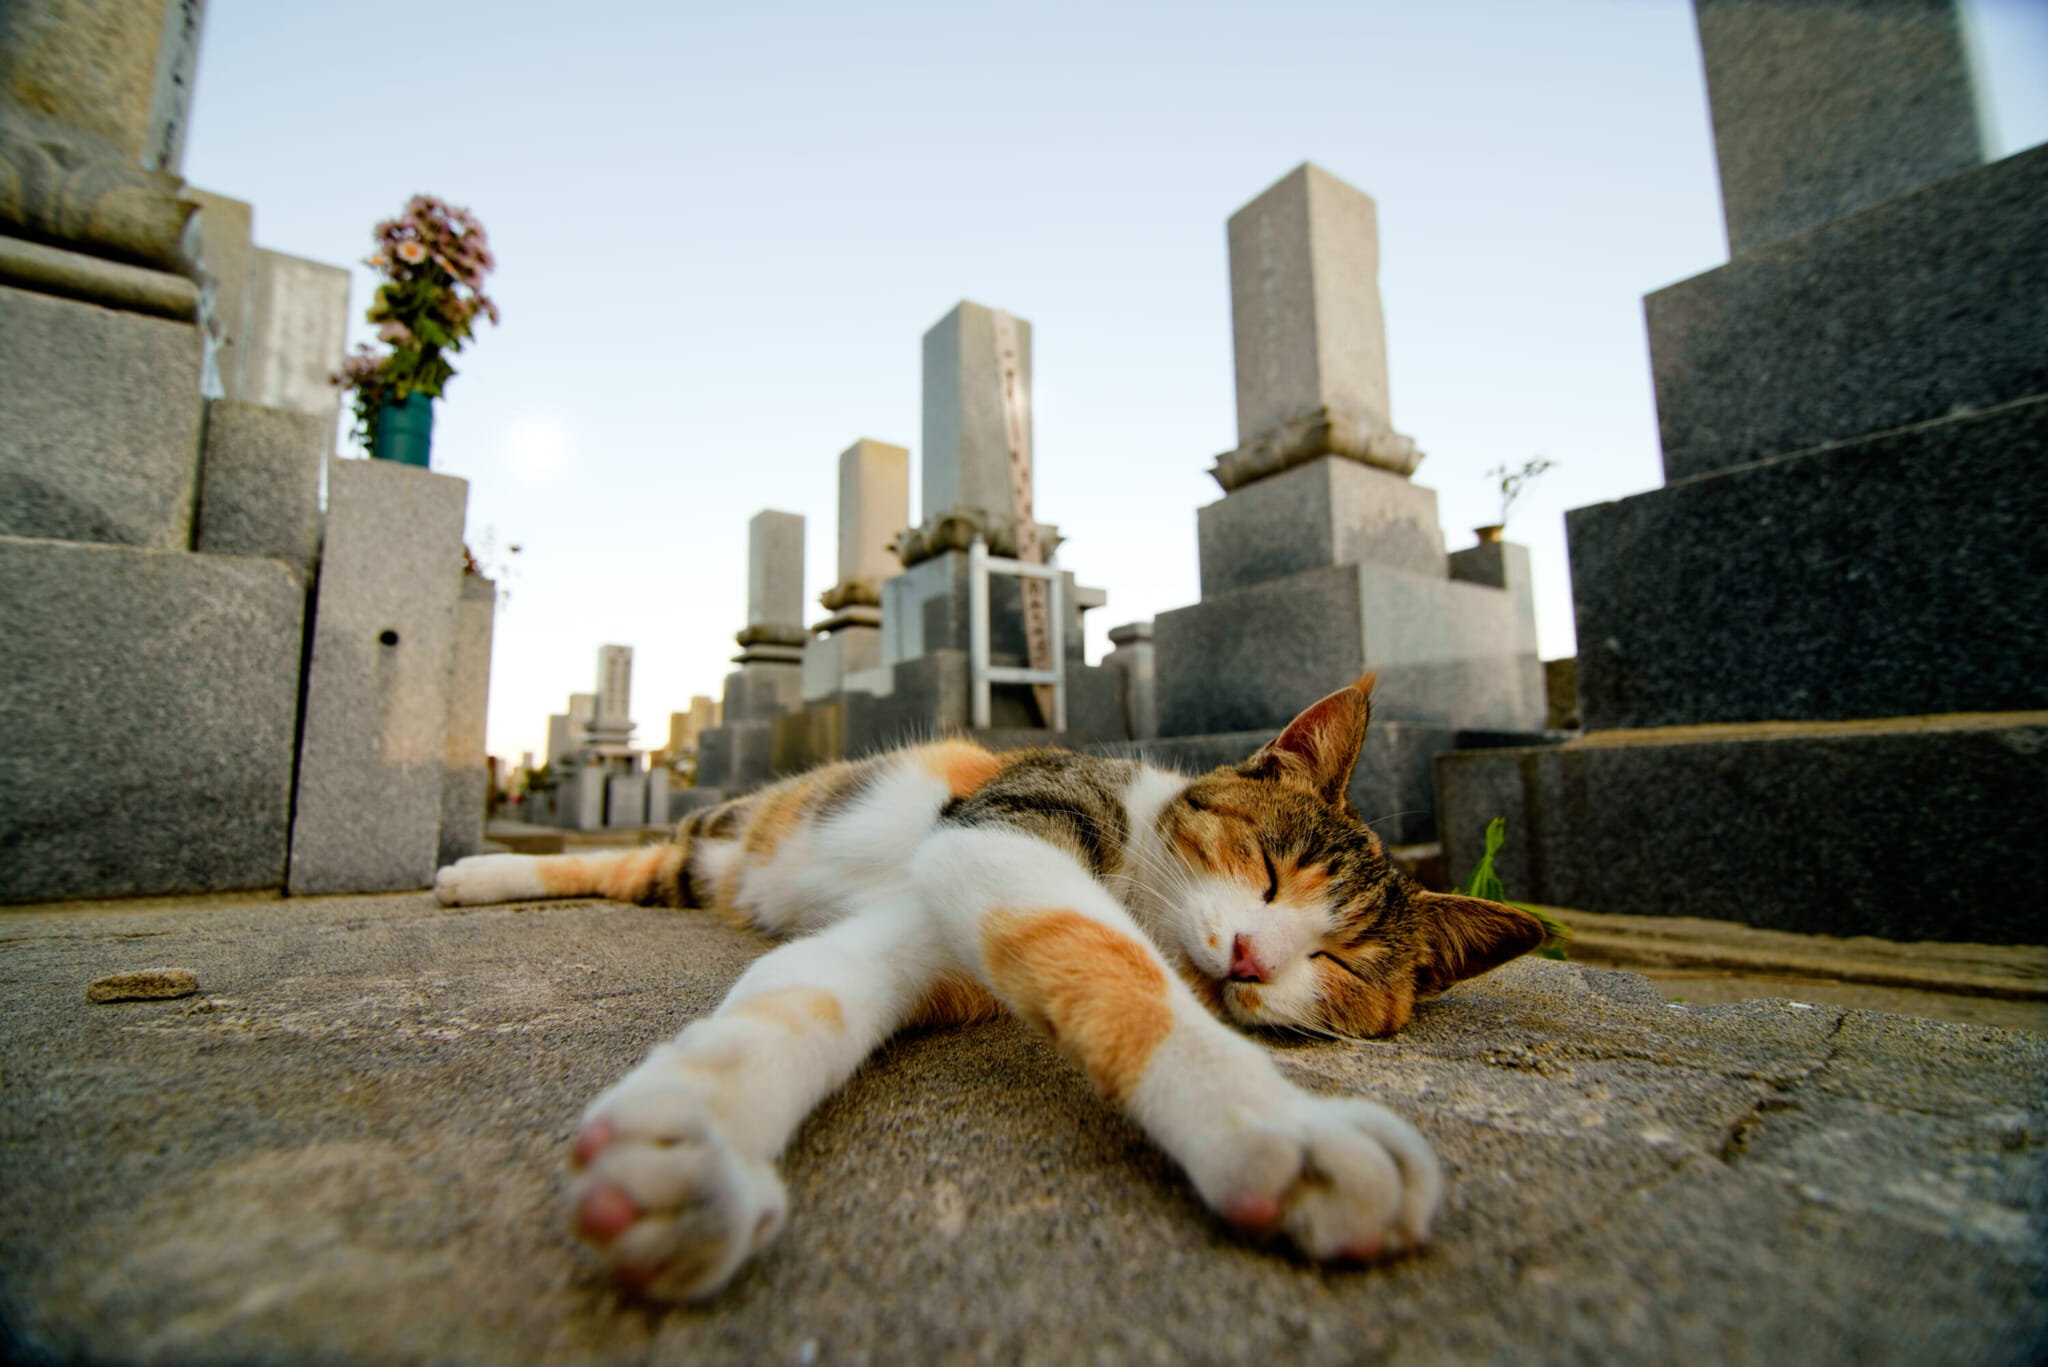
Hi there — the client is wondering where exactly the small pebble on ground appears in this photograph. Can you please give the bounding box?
[85,969,199,1003]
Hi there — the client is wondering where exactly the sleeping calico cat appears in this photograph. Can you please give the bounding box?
[435,674,1546,1298]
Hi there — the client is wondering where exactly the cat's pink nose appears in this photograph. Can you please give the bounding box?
[1229,934,1268,982]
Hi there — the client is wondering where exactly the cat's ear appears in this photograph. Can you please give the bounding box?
[1408,891,1548,994]
[1246,673,1376,804]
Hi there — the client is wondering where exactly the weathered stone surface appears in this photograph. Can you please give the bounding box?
[921,300,1031,521]
[741,508,806,645]
[1694,0,1984,257]
[1226,164,1392,453]
[2,891,2040,1365]
[0,283,203,548]
[0,0,195,169]
[833,437,910,593]
[844,651,975,756]
[0,232,197,318]
[288,459,468,895]
[194,398,324,578]
[604,774,647,829]
[801,624,881,702]
[557,761,607,832]
[722,661,804,724]
[771,702,844,779]
[242,248,351,418]
[1102,620,1158,742]
[1646,143,2048,481]
[1156,562,1545,738]
[1198,455,1447,595]
[1436,715,2048,943]
[1569,396,2048,730]
[0,535,303,903]
[188,188,256,390]
[437,575,497,868]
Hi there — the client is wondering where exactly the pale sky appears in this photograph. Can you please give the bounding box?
[180,0,2048,765]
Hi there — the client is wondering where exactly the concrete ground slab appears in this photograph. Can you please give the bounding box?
[1,892,2041,1365]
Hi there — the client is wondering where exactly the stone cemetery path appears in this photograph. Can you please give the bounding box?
[1,891,2042,1366]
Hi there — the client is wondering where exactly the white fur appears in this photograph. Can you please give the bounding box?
[434,853,548,905]
[441,746,1443,1298]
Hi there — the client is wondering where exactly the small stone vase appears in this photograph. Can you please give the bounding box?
[1474,524,1505,543]
[373,393,435,468]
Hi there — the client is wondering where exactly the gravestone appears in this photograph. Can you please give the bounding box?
[843,300,1125,755]
[1437,3,2046,942]
[1694,0,1984,257]
[694,511,808,792]
[804,439,908,702]
[1213,164,1421,492]
[584,644,636,755]
[1145,165,1546,844]
[288,460,469,894]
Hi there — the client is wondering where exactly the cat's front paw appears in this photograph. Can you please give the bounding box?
[434,853,542,906]
[567,1054,788,1299]
[1191,1094,1440,1262]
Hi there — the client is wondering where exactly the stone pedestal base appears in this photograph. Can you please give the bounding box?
[0,536,305,902]
[1197,455,1447,596]
[1154,560,1544,738]
[1435,715,2048,943]
[722,661,803,724]
[802,624,881,702]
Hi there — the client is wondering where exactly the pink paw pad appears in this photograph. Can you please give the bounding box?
[1225,1194,1281,1232]
[1337,1234,1386,1262]
[571,1118,616,1170]
[576,1182,641,1243]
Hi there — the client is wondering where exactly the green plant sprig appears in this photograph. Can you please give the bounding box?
[1458,816,1571,960]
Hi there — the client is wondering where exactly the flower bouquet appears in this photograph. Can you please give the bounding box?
[334,195,500,466]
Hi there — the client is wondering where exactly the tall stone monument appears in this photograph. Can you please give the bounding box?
[843,300,1122,753]
[1437,1,2046,942]
[694,511,809,792]
[1140,164,1546,845]
[803,438,909,702]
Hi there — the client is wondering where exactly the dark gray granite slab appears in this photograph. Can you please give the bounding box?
[1436,717,2048,943]
[1568,396,2048,731]
[1646,143,2048,480]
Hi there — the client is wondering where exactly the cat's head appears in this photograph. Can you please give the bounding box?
[1153,674,1547,1037]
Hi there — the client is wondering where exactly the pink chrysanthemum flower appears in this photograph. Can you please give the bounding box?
[396,240,428,265]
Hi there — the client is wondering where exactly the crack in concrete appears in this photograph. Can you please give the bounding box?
[1718,1012,1849,1163]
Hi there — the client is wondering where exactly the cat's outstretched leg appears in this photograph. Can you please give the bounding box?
[912,826,1441,1263]
[567,899,951,1298]
[434,845,687,907]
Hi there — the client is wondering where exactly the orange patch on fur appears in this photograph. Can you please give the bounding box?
[536,846,675,902]
[982,910,1173,1103]
[731,986,844,1032]
[923,740,1010,799]
[909,974,1007,1028]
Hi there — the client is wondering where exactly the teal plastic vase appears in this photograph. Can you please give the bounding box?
[374,393,435,467]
